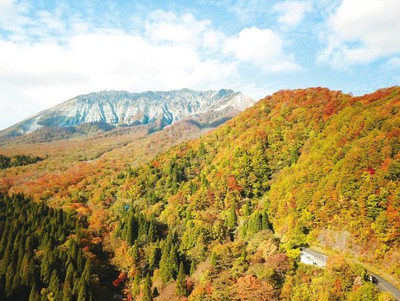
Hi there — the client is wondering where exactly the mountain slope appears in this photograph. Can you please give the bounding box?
[1,87,398,300]
[0,88,254,138]
[110,87,399,297]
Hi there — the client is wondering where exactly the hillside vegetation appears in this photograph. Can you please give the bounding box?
[0,87,398,300]
[106,87,399,299]
[0,194,93,301]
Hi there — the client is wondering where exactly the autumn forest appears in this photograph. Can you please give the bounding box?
[0,87,399,300]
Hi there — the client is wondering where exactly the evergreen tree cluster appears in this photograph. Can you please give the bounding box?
[124,152,202,204]
[0,194,92,301]
[241,210,272,237]
[115,208,161,246]
[0,154,43,169]
[115,208,191,299]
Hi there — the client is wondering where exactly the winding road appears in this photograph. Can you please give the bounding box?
[300,248,400,300]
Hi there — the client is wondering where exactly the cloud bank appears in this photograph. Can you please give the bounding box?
[320,0,400,67]
[0,2,301,130]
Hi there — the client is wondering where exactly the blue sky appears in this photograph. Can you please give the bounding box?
[0,0,400,130]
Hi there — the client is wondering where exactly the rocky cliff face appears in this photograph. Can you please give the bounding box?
[2,89,255,137]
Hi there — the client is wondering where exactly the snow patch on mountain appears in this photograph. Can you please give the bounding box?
[3,89,255,136]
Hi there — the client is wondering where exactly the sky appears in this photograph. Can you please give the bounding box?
[0,0,400,130]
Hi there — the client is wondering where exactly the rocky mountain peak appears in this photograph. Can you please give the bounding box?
[1,88,255,139]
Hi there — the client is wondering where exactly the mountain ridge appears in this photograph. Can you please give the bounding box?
[0,88,255,139]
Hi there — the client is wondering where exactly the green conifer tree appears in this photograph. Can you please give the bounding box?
[159,237,173,283]
[76,251,84,274]
[64,263,75,287]
[40,255,52,286]
[169,245,179,278]
[131,243,139,264]
[126,212,138,245]
[211,252,217,267]
[261,211,270,230]
[190,261,196,276]
[176,262,187,297]
[228,203,238,229]
[77,284,87,301]
[19,254,30,286]
[5,264,15,297]
[28,283,39,301]
[132,270,140,298]
[49,270,61,301]
[147,219,156,242]
[62,282,73,301]
[142,274,152,301]
[243,201,251,218]
[148,245,160,270]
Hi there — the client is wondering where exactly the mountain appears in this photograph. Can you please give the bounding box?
[0,88,255,139]
[1,86,398,300]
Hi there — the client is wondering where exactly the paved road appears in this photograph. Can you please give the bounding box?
[300,248,400,300]
[370,272,400,300]
[300,248,327,267]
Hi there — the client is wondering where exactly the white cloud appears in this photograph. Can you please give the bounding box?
[274,1,312,27]
[0,10,239,130]
[387,57,400,67]
[320,0,400,67]
[0,0,13,17]
[0,31,237,116]
[228,0,270,23]
[0,3,301,130]
[144,10,225,54]
[224,27,300,71]
[146,11,206,45]
[0,0,31,35]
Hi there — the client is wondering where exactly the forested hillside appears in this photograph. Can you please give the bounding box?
[0,194,93,301]
[0,154,42,169]
[269,88,400,271]
[105,87,399,299]
[0,87,398,300]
